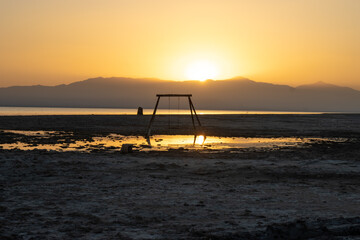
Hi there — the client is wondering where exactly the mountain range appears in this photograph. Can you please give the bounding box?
[0,77,359,112]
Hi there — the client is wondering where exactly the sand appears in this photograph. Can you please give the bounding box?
[1,114,360,239]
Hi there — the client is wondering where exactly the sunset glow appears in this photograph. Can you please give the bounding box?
[185,60,219,81]
[0,1,360,89]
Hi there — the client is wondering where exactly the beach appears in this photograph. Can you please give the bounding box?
[1,114,360,239]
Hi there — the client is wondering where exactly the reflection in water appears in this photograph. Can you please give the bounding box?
[147,134,206,146]
[0,130,348,153]
[196,135,206,145]
[3,130,59,136]
[0,106,327,116]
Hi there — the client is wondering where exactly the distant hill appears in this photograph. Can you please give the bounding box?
[0,77,360,112]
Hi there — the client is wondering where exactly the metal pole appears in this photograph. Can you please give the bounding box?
[146,96,160,137]
[189,97,202,127]
[189,97,206,143]
[168,96,171,130]
[188,96,197,145]
[188,96,196,132]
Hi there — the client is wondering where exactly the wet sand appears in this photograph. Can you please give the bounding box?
[1,114,360,239]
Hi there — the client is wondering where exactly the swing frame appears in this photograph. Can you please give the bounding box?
[145,94,205,145]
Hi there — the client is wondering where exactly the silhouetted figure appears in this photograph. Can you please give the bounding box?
[137,107,143,115]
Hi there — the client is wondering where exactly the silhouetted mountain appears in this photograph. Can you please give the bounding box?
[0,77,359,112]
[297,81,358,92]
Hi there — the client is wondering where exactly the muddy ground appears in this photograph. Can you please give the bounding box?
[1,114,360,239]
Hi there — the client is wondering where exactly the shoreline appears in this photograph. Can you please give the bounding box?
[1,106,354,116]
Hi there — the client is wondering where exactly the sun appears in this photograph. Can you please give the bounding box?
[185,60,219,81]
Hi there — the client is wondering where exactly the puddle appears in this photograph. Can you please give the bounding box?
[0,130,347,153]
[3,130,61,137]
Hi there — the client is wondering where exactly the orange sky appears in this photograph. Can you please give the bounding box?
[1,0,360,89]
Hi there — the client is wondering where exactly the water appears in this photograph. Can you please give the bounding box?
[0,130,346,152]
[0,106,326,116]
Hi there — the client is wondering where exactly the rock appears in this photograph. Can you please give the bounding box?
[121,144,133,153]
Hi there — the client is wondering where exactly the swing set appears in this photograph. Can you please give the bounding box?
[145,94,206,145]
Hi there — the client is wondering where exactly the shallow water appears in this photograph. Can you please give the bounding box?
[0,106,327,116]
[0,130,347,152]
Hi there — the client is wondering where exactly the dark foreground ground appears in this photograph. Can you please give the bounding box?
[1,114,360,239]
[0,113,360,137]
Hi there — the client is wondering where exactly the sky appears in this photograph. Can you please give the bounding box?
[1,0,360,89]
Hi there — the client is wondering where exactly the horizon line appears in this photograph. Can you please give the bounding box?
[0,76,358,91]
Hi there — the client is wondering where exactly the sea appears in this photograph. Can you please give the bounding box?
[0,106,328,116]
